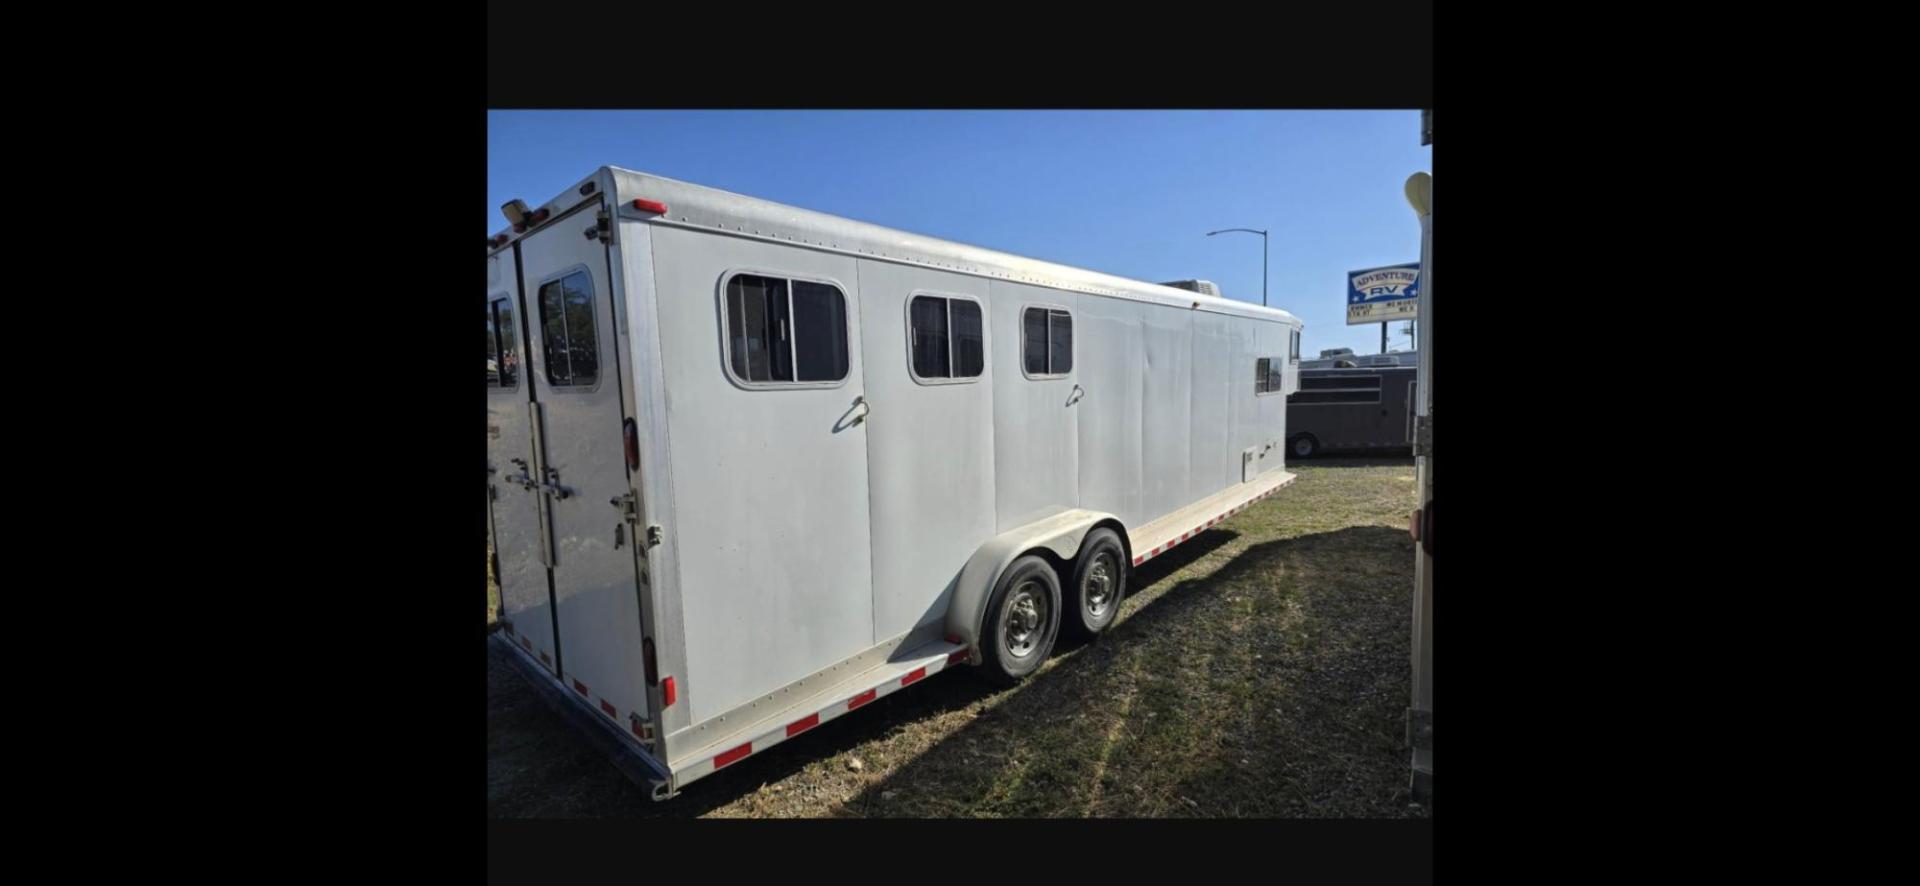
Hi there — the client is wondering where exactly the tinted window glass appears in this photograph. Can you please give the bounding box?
[537,271,597,387]
[1048,311,1072,374]
[791,281,849,382]
[1023,308,1048,375]
[488,297,518,388]
[726,274,848,385]
[951,300,984,378]
[910,295,951,378]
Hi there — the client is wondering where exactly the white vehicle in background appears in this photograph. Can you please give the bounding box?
[487,167,1303,798]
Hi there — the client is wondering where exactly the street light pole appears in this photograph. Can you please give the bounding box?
[1205,228,1268,306]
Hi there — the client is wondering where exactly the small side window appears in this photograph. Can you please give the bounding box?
[1256,356,1285,395]
[725,273,851,386]
[909,295,985,381]
[537,271,598,389]
[1022,307,1072,378]
[489,297,519,388]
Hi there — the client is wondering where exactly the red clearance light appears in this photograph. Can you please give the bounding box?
[624,418,640,472]
[633,198,668,214]
[512,223,526,234]
[661,676,676,707]
[529,208,550,224]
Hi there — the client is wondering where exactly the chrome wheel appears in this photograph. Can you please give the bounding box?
[1084,553,1117,618]
[1002,579,1050,658]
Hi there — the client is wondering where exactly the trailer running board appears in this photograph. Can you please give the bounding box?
[665,638,969,790]
[1129,469,1297,567]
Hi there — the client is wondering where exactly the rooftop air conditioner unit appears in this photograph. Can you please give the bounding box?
[1159,280,1222,297]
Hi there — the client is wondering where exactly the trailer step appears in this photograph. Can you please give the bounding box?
[668,639,968,785]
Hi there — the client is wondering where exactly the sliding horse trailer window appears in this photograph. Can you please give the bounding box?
[1022,307,1072,378]
[723,272,851,386]
[909,294,985,382]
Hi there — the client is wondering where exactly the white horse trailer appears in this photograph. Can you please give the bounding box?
[485,167,1304,798]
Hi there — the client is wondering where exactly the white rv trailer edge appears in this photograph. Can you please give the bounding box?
[485,167,1303,799]
[1405,170,1432,806]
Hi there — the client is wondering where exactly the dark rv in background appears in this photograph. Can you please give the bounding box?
[1285,359,1418,458]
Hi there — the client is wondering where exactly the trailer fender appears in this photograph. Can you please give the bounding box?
[944,508,1125,660]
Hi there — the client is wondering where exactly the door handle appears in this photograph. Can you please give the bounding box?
[1067,384,1084,406]
[836,396,870,431]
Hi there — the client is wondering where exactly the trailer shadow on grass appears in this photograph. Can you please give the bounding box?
[842,524,1424,818]
[484,530,1243,818]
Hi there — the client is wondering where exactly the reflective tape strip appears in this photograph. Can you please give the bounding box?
[681,647,964,782]
[1132,476,1296,567]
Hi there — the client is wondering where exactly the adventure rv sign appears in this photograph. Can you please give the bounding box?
[1346,263,1421,325]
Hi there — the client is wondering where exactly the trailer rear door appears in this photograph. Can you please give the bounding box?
[488,250,560,674]
[518,198,653,733]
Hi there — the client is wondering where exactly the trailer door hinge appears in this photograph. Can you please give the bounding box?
[1406,707,1432,751]
[610,492,640,522]
[645,524,663,548]
[586,208,612,243]
[1413,414,1433,457]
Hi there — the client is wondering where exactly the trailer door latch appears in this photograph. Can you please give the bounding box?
[1413,414,1432,457]
[646,524,663,548]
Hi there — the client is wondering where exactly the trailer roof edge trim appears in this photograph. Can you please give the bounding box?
[512,166,1301,326]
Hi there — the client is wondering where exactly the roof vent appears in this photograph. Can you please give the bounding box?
[1160,279,1222,297]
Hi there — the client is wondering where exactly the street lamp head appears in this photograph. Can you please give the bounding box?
[1404,173,1432,217]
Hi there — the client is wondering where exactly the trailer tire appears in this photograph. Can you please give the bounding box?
[1062,528,1127,641]
[975,555,1063,687]
[1290,434,1319,459]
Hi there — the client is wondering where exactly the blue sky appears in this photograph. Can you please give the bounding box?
[488,111,1430,358]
